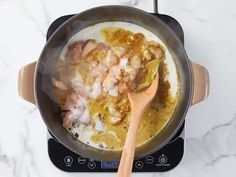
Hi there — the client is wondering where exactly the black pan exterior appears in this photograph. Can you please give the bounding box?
[35,5,192,161]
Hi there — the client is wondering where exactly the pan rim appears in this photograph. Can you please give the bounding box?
[34,5,193,161]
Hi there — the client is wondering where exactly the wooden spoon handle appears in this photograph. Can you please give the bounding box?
[116,107,144,177]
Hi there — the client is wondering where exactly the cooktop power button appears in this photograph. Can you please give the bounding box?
[158,154,168,164]
[64,156,73,165]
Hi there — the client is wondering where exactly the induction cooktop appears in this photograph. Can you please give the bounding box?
[47,0,185,172]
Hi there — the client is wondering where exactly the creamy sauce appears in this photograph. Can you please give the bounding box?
[56,22,179,150]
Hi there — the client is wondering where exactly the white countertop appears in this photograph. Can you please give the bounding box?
[0,0,236,177]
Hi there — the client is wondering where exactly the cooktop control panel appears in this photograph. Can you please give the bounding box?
[47,11,185,172]
[48,136,183,172]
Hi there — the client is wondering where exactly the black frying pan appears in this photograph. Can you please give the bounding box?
[18,5,209,161]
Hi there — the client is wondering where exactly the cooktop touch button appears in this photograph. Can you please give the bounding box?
[135,161,144,169]
[78,156,86,164]
[146,156,154,164]
[64,156,73,165]
[158,154,168,164]
[88,161,96,169]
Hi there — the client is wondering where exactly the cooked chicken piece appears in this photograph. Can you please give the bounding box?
[62,93,87,127]
[143,43,164,61]
[79,109,91,124]
[69,92,87,107]
[78,85,91,98]
[108,104,122,124]
[85,76,94,85]
[71,72,84,85]
[108,85,118,97]
[82,40,98,58]
[119,57,128,68]
[89,63,107,77]
[124,65,137,81]
[108,105,116,115]
[67,41,86,61]
[98,42,110,51]
[111,46,126,57]
[143,49,152,61]
[110,113,122,125]
[78,96,88,106]
[154,47,164,59]
[76,85,87,97]
[71,75,90,98]
[103,50,118,67]
[110,65,122,80]
[149,45,164,59]
[62,93,79,111]
[102,71,118,92]
[89,79,102,99]
[97,72,108,84]
[130,55,141,69]
[51,78,67,90]
[62,101,73,110]
[56,64,77,82]
[90,61,98,68]
[63,111,73,128]
[71,107,84,120]
[69,93,79,104]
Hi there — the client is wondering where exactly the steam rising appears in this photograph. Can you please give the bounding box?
[39,21,178,106]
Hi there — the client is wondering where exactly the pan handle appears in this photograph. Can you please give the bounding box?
[18,61,37,104]
[191,62,210,105]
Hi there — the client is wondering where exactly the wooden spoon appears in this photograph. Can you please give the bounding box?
[116,75,159,177]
